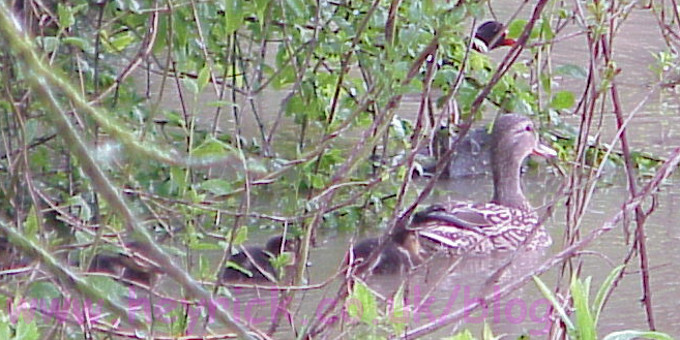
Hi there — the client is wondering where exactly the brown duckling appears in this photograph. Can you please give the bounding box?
[88,243,160,287]
[349,224,423,275]
[0,235,31,270]
[221,235,297,282]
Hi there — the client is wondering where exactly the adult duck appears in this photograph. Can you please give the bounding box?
[349,223,423,275]
[221,235,297,282]
[410,114,556,252]
[473,21,516,52]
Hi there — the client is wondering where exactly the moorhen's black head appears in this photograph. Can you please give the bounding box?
[474,21,516,51]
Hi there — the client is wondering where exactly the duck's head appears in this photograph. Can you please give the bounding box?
[491,114,556,164]
[474,21,516,52]
[391,223,423,262]
[265,235,298,254]
[491,114,556,208]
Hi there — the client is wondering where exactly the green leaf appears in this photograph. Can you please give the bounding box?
[207,100,238,108]
[444,329,475,340]
[540,18,554,40]
[23,206,39,240]
[83,276,128,298]
[508,20,527,39]
[0,319,10,339]
[391,117,407,139]
[197,179,233,196]
[27,281,62,300]
[232,227,248,246]
[602,330,674,340]
[197,65,211,92]
[593,264,624,325]
[318,149,343,171]
[15,315,39,340]
[247,158,269,173]
[540,73,552,92]
[224,0,245,34]
[272,65,296,89]
[347,280,378,324]
[532,276,575,331]
[388,284,407,335]
[65,195,91,222]
[62,37,92,53]
[551,90,575,110]
[192,137,236,158]
[309,173,325,189]
[183,77,199,95]
[225,260,253,277]
[285,95,304,118]
[284,0,307,18]
[556,64,588,79]
[571,275,596,339]
[269,252,294,277]
[254,0,270,21]
[108,32,136,52]
[189,241,223,251]
[187,188,205,204]
[169,166,186,195]
[58,3,75,29]
[38,37,59,53]
[482,322,500,340]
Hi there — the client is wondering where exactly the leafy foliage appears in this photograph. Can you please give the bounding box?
[534,266,673,340]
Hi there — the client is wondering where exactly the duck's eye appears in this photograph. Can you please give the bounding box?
[524,125,533,132]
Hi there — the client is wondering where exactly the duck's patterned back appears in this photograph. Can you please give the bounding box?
[414,202,552,253]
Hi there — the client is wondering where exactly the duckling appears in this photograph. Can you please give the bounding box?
[349,224,422,275]
[0,235,29,270]
[88,243,160,287]
[221,235,297,282]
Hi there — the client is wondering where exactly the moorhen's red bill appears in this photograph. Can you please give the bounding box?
[474,21,516,51]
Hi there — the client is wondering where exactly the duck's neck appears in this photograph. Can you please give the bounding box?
[491,156,530,210]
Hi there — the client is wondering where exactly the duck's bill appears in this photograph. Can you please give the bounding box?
[500,38,516,46]
[532,143,557,158]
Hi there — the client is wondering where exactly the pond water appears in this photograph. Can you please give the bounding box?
[211,170,680,338]
[139,2,680,338]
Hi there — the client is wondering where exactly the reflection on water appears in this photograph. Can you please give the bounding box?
[395,251,553,337]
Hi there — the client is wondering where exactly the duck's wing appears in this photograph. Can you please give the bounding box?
[411,203,504,231]
[410,203,530,251]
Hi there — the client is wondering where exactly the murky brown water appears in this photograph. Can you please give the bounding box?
[271,170,678,338]
[139,2,680,338]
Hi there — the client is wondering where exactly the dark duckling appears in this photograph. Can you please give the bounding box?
[0,235,31,270]
[88,243,160,287]
[221,235,297,282]
[349,224,423,275]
